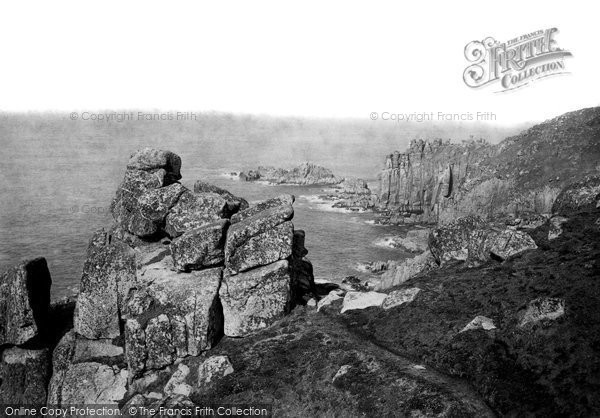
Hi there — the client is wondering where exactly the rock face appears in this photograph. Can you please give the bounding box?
[225,196,294,274]
[74,229,136,340]
[382,288,421,310]
[239,162,343,185]
[379,107,600,224]
[428,215,537,266]
[220,260,292,337]
[552,174,600,216]
[170,220,229,271]
[0,257,51,345]
[340,291,387,313]
[372,251,437,291]
[124,265,223,376]
[0,348,51,405]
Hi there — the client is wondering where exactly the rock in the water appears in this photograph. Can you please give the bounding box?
[220,260,291,337]
[552,174,600,215]
[164,190,236,238]
[74,229,136,340]
[0,347,51,405]
[193,180,249,210]
[548,216,569,240]
[0,257,51,345]
[225,196,294,274]
[242,163,342,185]
[170,219,229,271]
[197,355,234,388]
[460,316,497,333]
[520,297,565,327]
[340,291,387,313]
[124,266,223,376]
[382,287,421,310]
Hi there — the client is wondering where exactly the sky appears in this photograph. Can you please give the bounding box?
[0,1,597,125]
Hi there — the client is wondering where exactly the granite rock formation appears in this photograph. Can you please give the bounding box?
[379,107,600,224]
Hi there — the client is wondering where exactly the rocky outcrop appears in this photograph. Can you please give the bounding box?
[428,215,537,266]
[170,219,229,271]
[379,107,600,224]
[552,174,600,216]
[340,291,387,313]
[0,257,51,346]
[239,162,343,185]
[220,260,292,337]
[193,180,249,211]
[318,177,378,211]
[371,250,437,291]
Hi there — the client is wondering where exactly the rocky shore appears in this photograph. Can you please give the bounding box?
[1,107,599,416]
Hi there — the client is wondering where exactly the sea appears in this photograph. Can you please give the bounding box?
[0,113,516,299]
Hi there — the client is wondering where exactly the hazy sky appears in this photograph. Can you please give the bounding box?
[0,1,597,125]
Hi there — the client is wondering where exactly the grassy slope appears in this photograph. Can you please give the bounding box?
[340,205,600,416]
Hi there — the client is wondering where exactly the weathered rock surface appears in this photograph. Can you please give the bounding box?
[317,289,345,312]
[429,215,537,266]
[225,196,294,274]
[193,180,249,211]
[170,219,229,271]
[127,148,182,183]
[74,228,136,340]
[124,266,223,376]
[460,316,497,333]
[164,190,237,238]
[548,216,569,240]
[382,287,421,310]
[552,174,600,215]
[197,355,234,388]
[340,291,387,313]
[519,297,565,327]
[219,260,291,337]
[0,257,51,345]
[0,347,51,405]
[372,250,437,291]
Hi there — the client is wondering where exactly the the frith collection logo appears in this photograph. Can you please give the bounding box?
[463,28,572,92]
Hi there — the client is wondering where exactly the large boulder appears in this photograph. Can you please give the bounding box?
[219,260,291,337]
[193,180,249,210]
[124,263,223,376]
[112,182,186,238]
[127,148,182,184]
[0,347,51,405]
[429,215,537,266]
[373,250,437,291]
[552,175,600,215]
[0,257,51,345]
[164,190,237,238]
[225,196,294,274]
[170,219,229,271]
[74,229,136,340]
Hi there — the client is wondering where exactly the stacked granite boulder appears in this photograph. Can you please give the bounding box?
[48,148,314,404]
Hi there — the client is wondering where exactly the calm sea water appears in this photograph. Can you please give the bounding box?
[0,115,442,298]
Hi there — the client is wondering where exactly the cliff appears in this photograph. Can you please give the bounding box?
[379,107,600,224]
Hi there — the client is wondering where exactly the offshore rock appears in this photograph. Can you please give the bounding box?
[219,260,291,337]
[0,257,51,345]
[240,162,342,185]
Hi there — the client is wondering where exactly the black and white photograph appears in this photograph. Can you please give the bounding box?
[0,1,599,417]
